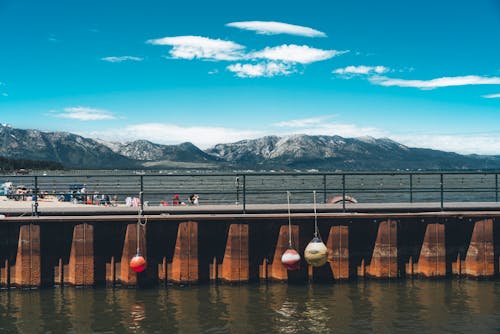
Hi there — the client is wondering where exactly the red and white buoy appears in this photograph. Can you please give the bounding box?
[130,253,147,273]
[130,205,147,273]
[281,247,301,270]
[281,191,301,271]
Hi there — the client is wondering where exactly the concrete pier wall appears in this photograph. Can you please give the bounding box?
[0,213,499,288]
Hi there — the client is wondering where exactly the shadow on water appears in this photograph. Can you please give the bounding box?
[1,281,500,333]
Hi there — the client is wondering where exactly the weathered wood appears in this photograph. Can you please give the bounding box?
[169,221,198,284]
[327,225,349,280]
[463,219,495,278]
[13,224,41,287]
[415,223,446,277]
[366,220,398,278]
[220,224,249,283]
[269,225,306,282]
[119,223,147,286]
[68,223,94,286]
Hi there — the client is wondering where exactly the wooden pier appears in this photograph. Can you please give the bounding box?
[1,203,500,288]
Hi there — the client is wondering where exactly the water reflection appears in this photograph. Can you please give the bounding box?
[0,281,499,333]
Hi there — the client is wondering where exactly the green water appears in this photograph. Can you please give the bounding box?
[1,280,500,333]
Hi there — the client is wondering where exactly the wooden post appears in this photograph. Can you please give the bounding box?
[366,220,398,278]
[13,224,41,288]
[463,219,495,278]
[221,224,249,283]
[119,223,146,286]
[68,223,94,286]
[327,225,349,280]
[415,223,446,277]
[269,225,305,281]
[169,221,199,284]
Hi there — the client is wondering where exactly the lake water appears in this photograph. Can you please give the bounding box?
[1,280,500,333]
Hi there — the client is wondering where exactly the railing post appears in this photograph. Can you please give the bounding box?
[496,173,498,202]
[140,175,144,214]
[440,173,444,211]
[409,174,413,203]
[235,176,240,205]
[323,174,327,203]
[33,175,39,217]
[242,175,246,214]
[342,174,346,213]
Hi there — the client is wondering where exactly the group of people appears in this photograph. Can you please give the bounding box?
[161,194,200,206]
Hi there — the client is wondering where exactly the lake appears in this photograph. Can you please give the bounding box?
[1,280,500,333]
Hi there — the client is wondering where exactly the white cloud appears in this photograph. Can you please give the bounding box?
[251,44,347,64]
[91,123,264,149]
[51,107,116,121]
[147,35,245,61]
[393,134,500,155]
[271,116,385,138]
[482,93,500,98]
[334,65,389,76]
[274,116,335,128]
[226,21,326,37]
[369,75,500,90]
[227,62,294,78]
[101,56,143,63]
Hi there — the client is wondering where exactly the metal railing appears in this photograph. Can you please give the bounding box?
[0,171,499,215]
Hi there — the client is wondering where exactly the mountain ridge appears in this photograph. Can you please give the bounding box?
[1,124,500,171]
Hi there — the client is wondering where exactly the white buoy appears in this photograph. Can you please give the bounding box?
[304,237,328,267]
[304,191,328,267]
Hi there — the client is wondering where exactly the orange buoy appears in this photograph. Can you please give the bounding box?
[130,254,147,273]
[281,247,301,271]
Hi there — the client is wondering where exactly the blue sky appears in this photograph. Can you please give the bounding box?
[1,0,500,154]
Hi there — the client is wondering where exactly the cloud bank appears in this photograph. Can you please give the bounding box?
[227,62,294,78]
[51,107,116,121]
[226,21,326,37]
[147,35,245,61]
[483,93,500,98]
[101,56,143,63]
[333,65,389,76]
[369,75,500,89]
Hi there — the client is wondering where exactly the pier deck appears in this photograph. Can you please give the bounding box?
[2,200,500,217]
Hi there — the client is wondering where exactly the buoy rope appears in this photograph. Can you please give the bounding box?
[136,202,148,255]
[313,191,320,239]
[287,191,292,247]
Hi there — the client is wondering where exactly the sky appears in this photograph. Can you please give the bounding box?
[1,0,500,154]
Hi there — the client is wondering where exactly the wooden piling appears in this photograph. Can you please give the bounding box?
[327,225,349,280]
[13,224,41,287]
[220,224,249,283]
[169,221,199,284]
[415,223,446,277]
[463,219,495,278]
[366,220,398,279]
[68,223,94,286]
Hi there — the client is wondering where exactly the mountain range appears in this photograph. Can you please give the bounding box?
[1,123,499,171]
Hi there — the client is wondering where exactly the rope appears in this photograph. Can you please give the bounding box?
[287,191,292,247]
[136,210,148,255]
[313,191,319,239]
[83,223,86,286]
